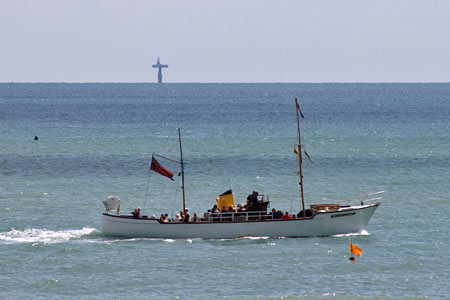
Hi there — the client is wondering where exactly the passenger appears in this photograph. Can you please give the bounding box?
[193,213,201,222]
[150,214,157,219]
[275,210,283,219]
[211,204,220,213]
[183,209,190,222]
[164,213,169,222]
[270,208,276,219]
[210,205,220,221]
[220,206,228,221]
[132,209,139,218]
[282,211,293,220]
[227,206,235,220]
[159,214,165,222]
[246,191,259,207]
[137,207,142,218]
[174,214,181,222]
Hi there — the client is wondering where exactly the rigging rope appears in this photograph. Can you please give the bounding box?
[171,173,181,219]
[143,168,152,214]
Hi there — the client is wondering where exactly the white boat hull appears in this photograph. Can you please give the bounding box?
[101,203,380,239]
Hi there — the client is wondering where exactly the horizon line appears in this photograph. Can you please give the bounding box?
[1,81,450,84]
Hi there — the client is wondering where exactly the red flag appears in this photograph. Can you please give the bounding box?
[350,242,363,258]
[150,156,174,181]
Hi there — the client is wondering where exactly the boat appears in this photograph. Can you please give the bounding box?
[101,98,382,239]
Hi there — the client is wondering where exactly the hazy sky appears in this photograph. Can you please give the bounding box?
[1,0,449,83]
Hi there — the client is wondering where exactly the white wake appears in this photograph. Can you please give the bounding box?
[0,227,99,244]
[332,229,370,237]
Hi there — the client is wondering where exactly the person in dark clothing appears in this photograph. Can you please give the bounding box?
[246,191,259,207]
[270,208,276,219]
[274,210,283,219]
[183,209,190,222]
[211,204,220,213]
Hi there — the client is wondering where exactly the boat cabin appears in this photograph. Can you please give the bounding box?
[203,189,277,222]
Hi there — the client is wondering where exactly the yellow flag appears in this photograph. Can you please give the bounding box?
[350,242,363,257]
[294,145,314,164]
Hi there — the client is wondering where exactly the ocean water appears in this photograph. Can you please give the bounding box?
[0,83,449,300]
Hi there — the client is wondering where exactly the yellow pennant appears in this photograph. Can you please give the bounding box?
[294,145,314,164]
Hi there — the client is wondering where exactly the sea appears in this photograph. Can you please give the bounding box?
[0,83,449,300]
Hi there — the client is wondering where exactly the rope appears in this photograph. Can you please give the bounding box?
[171,172,181,218]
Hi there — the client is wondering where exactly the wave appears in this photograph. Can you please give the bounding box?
[0,227,370,244]
[332,229,370,237]
[0,227,99,244]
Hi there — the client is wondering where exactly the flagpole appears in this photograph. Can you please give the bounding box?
[178,128,186,214]
[295,97,306,218]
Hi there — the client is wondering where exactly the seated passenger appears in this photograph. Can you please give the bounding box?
[174,214,181,222]
[137,207,142,218]
[132,209,139,218]
[275,210,283,219]
[221,206,231,221]
[270,208,276,219]
[193,213,201,222]
[281,211,293,220]
[211,204,220,214]
[183,209,190,222]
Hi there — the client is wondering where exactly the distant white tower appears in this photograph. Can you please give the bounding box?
[152,57,168,83]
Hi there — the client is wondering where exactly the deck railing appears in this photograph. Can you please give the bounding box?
[205,211,276,222]
[351,190,384,206]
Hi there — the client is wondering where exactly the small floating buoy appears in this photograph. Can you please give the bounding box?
[34,136,39,141]
[349,256,355,261]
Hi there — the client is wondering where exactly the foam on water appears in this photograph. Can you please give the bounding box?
[332,229,370,237]
[242,236,271,240]
[96,237,181,244]
[0,227,98,244]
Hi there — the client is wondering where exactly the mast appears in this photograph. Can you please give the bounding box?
[295,97,306,217]
[178,128,186,213]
